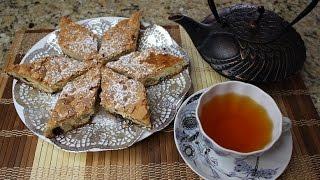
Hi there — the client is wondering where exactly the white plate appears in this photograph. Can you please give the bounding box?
[174,89,292,179]
[12,17,191,152]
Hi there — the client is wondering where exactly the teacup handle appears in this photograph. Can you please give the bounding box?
[282,117,292,132]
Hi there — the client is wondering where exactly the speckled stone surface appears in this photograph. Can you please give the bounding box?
[0,0,319,112]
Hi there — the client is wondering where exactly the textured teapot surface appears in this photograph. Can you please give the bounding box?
[200,4,306,82]
[170,0,318,83]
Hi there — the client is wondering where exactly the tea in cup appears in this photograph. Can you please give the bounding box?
[196,81,291,156]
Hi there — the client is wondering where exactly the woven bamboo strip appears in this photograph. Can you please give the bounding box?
[0,98,13,104]
[179,28,228,91]
[0,107,18,168]
[0,162,201,180]
[0,129,34,137]
[0,30,25,98]
[31,139,87,180]
[1,155,319,180]
[43,141,54,179]
[30,138,44,179]
[7,116,25,167]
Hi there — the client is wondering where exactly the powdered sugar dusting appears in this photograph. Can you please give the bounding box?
[62,68,100,97]
[112,51,153,79]
[108,78,140,109]
[51,68,100,120]
[59,19,98,60]
[99,33,127,59]
[101,68,141,110]
[99,16,139,61]
[44,56,89,85]
[107,49,167,80]
[67,36,97,57]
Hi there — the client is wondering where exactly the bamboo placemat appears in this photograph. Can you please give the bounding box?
[0,26,319,180]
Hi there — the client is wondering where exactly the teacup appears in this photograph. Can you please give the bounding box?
[196,81,291,157]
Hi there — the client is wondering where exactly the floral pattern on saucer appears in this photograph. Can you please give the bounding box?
[174,89,293,179]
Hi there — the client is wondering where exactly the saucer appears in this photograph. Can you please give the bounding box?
[174,89,293,179]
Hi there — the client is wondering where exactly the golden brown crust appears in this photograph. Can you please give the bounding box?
[100,67,151,127]
[6,56,94,93]
[99,11,141,63]
[44,67,101,138]
[106,50,188,86]
[58,16,98,61]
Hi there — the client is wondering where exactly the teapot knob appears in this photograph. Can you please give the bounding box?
[249,6,265,29]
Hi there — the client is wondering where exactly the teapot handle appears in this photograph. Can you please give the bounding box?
[288,0,319,27]
[207,0,319,28]
[208,0,221,23]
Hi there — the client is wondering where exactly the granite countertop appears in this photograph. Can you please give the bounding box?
[0,0,319,112]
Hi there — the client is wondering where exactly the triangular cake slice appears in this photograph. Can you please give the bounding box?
[58,16,98,61]
[99,11,141,63]
[100,67,151,127]
[6,56,95,93]
[106,50,188,86]
[44,67,101,138]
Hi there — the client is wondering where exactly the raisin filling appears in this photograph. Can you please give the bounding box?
[52,126,64,136]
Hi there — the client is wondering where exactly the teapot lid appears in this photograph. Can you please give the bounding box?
[219,4,289,44]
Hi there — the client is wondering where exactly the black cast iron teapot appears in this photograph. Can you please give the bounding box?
[169,0,318,82]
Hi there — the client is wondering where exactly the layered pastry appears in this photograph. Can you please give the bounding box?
[106,50,187,86]
[6,56,94,93]
[99,11,141,62]
[100,67,151,127]
[58,16,98,61]
[44,67,101,138]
